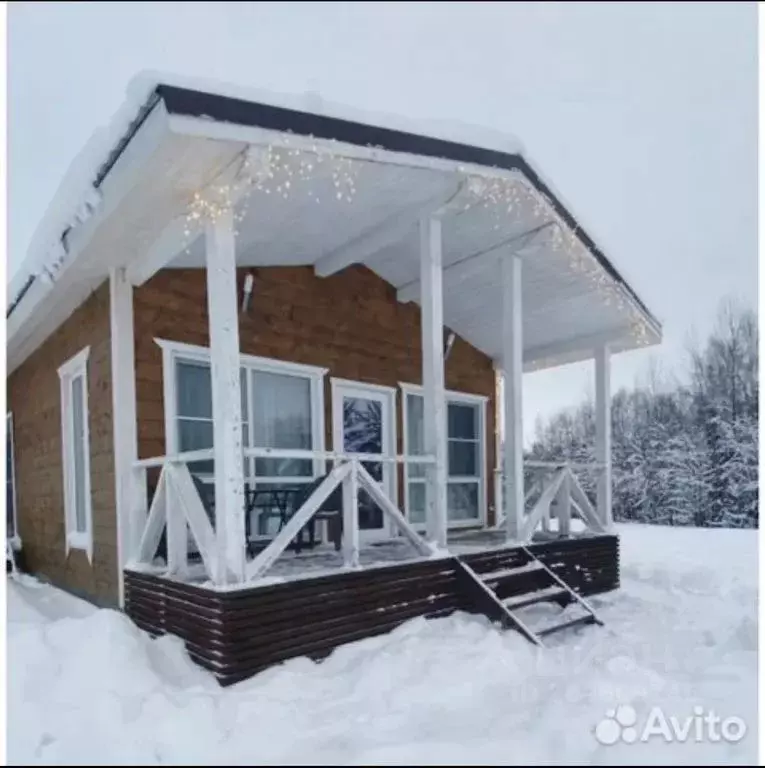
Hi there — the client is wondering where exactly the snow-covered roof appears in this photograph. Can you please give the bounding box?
[9,70,525,311]
[8,70,661,373]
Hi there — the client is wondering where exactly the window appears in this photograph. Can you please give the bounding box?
[401,384,486,527]
[58,347,93,558]
[158,340,326,538]
[251,370,313,480]
[6,413,18,545]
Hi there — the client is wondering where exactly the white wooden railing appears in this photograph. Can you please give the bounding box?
[127,447,436,584]
[494,460,609,540]
[128,449,610,585]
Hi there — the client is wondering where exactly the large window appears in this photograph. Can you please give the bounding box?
[402,384,486,527]
[158,340,326,537]
[58,347,93,559]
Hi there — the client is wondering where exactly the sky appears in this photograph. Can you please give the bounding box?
[8,1,758,442]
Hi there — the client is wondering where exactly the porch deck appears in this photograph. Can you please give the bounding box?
[226,526,600,585]
[124,531,619,686]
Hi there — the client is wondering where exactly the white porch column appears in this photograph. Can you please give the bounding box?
[206,209,246,584]
[109,267,139,607]
[502,253,524,541]
[420,216,448,549]
[595,345,613,529]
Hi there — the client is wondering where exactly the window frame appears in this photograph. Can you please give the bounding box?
[57,346,93,560]
[6,412,20,549]
[156,339,328,538]
[399,382,488,529]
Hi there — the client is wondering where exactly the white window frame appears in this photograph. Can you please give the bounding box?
[155,339,328,538]
[6,412,20,549]
[58,346,93,560]
[399,382,488,529]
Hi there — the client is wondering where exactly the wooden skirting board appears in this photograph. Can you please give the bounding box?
[124,534,619,686]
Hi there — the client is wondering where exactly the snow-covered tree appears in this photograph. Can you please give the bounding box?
[528,299,758,529]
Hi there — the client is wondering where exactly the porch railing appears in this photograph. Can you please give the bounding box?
[128,449,610,586]
[127,447,437,585]
[494,460,609,540]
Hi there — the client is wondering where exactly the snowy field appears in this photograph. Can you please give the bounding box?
[7,523,758,765]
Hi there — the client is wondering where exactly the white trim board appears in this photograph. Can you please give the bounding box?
[398,381,489,404]
[154,338,329,379]
[330,377,398,396]
[110,268,138,607]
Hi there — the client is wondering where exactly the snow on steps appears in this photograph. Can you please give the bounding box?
[480,562,546,581]
[455,546,604,647]
[502,584,569,611]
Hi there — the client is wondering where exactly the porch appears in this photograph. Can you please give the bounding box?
[130,515,608,588]
[125,531,620,687]
[71,80,663,675]
[113,141,634,596]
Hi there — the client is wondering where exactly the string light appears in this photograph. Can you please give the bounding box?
[181,140,360,245]
[180,138,653,348]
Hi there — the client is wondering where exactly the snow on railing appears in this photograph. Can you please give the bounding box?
[494,460,608,540]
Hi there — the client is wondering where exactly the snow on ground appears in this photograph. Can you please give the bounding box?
[7,523,758,765]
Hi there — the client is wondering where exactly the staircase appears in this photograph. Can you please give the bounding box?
[455,545,603,646]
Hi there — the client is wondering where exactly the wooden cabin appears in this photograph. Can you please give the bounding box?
[6,75,661,683]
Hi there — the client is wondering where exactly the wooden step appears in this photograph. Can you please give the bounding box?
[462,545,530,564]
[503,585,568,611]
[536,613,596,638]
[480,561,545,581]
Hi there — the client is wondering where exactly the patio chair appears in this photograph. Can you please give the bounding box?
[288,473,344,552]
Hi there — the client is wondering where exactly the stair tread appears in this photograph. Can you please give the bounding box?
[536,613,596,638]
[503,585,568,610]
[480,562,544,580]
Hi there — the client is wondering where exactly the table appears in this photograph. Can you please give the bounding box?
[244,487,311,553]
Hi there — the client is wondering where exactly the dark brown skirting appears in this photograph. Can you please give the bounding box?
[124,534,619,686]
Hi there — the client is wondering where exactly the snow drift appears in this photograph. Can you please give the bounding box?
[7,524,757,765]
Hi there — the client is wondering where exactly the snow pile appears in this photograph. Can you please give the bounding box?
[7,523,757,765]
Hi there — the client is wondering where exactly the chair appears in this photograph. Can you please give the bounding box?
[287,473,344,552]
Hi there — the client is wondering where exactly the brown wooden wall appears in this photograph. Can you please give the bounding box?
[7,282,118,605]
[125,534,620,686]
[133,265,498,520]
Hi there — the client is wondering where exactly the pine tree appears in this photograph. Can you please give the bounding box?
[528,299,757,529]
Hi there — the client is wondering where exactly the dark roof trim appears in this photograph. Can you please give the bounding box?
[6,274,35,319]
[93,90,162,189]
[157,84,660,331]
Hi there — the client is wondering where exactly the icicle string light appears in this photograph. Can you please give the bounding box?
[182,140,652,348]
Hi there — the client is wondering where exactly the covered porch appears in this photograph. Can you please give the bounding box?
[95,84,661,594]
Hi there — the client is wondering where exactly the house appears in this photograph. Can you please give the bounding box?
[6,74,661,682]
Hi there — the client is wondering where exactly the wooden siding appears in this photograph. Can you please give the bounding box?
[133,265,498,519]
[125,534,619,686]
[7,281,118,605]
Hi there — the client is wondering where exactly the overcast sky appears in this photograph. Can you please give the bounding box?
[8,2,758,442]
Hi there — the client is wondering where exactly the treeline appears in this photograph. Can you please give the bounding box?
[529,300,758,528]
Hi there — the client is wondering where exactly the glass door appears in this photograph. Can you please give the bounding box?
[332,380,396,542]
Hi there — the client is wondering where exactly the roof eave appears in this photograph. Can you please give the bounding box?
[156,83,661,335]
